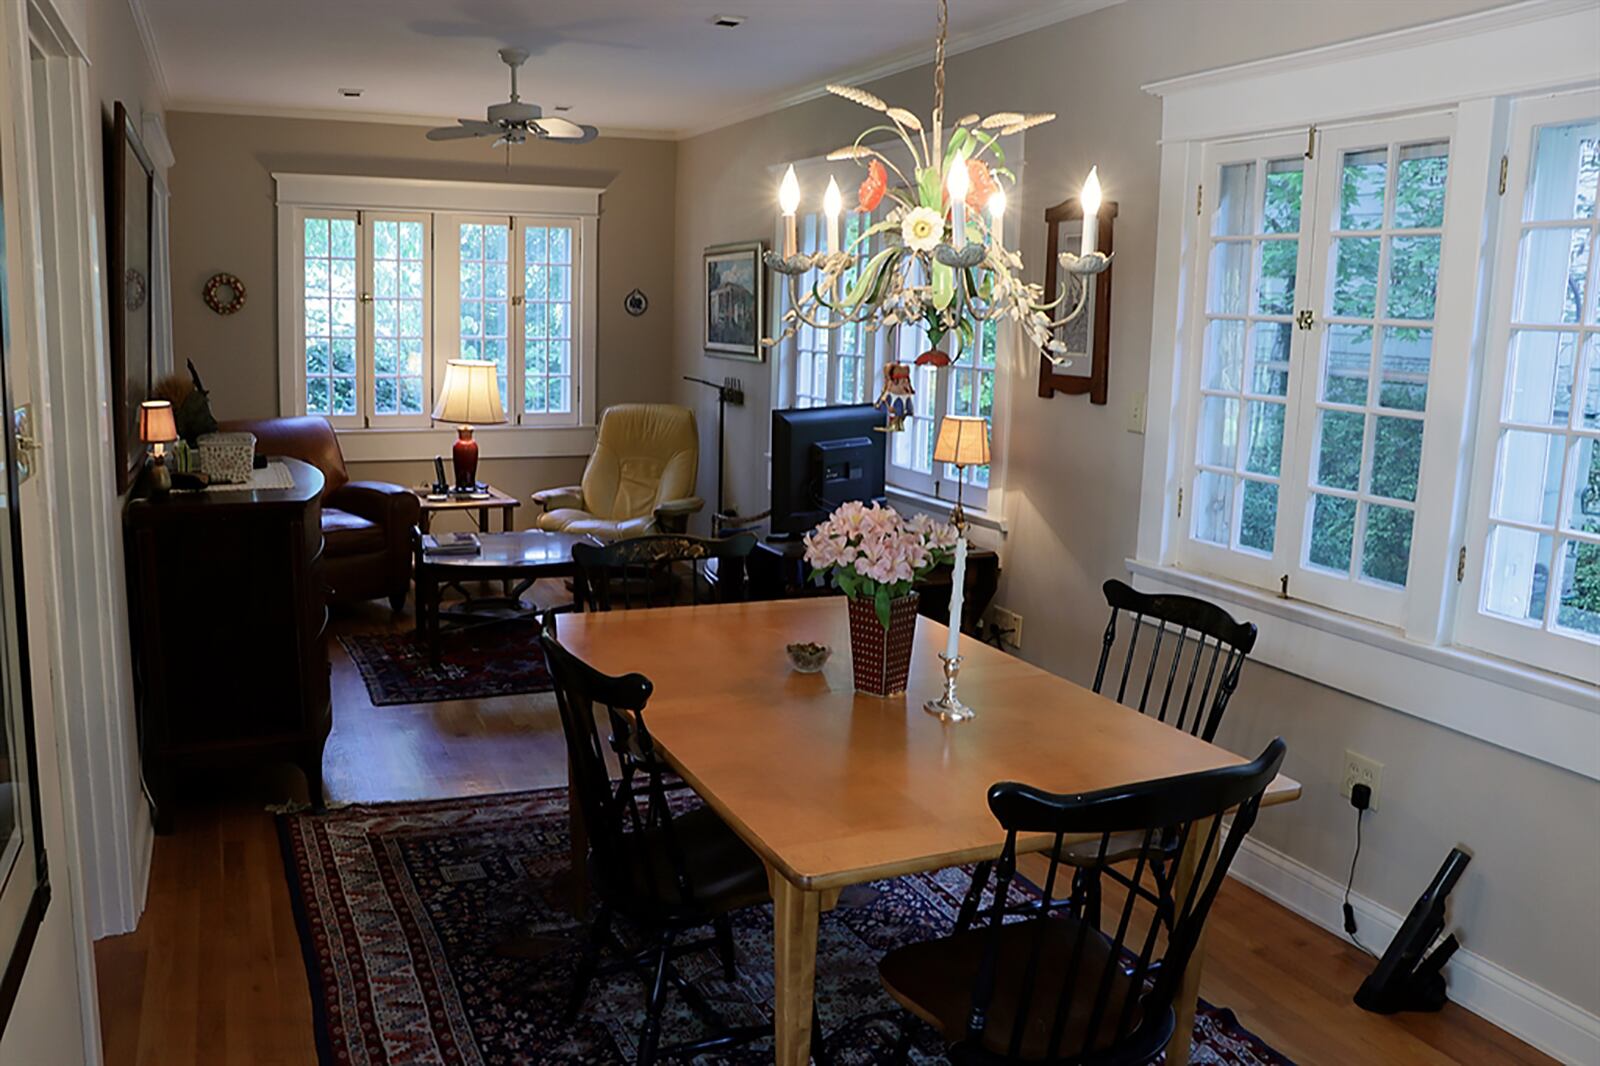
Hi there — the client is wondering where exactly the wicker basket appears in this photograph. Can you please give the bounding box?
[197,431,257,484]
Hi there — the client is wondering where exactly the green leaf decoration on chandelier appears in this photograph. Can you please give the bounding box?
[931,260,956,310]
[916,166,943,211]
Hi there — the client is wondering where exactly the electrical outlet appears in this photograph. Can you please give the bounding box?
[988,605,1023,649]
[1127,391,1148,434]
[1341,750,1383,811]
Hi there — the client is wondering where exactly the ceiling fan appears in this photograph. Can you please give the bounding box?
[426,48,598,148]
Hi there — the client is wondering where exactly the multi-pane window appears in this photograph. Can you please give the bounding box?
[787,212,872,408]
[283,197,590,432]
[1183,117,1455,624]
[301,214,359,420]
[523,224,576,416]
[1461,94,1600,678]
[888,318,998,505]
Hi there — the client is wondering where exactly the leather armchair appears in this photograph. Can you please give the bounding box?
[220,417,421,610]
[532,403,704,541]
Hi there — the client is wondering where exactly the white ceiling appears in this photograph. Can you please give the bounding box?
[139,0,1116,138]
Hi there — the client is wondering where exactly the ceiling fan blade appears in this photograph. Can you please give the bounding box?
[427,123,494,141]
[533,117,598,142]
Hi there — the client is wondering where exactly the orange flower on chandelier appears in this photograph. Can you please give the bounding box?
[964,158,999,214]
[859,159,888,213]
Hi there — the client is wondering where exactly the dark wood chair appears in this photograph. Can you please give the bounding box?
[879,738,1286,1065]
[539,622,827,1065]
[572,533,758,611]
[957,579,1259,934]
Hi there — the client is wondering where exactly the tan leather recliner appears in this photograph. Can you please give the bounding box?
[532,404,703,541]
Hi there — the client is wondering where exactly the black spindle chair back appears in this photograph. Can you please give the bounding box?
[1093,580,1257,743]
[955,739,1286,1064]
[574,533,758,612]
[539,622,701,923]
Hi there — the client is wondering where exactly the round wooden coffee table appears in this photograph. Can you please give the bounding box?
[414,529,597,666]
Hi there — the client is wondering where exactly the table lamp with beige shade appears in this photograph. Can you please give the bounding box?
[932,414,990,529]
[432,359,506,492]
[138,399,179,494]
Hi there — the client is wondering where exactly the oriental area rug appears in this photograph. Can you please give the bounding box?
[279,788,1295,1065]
[338,624,553,705]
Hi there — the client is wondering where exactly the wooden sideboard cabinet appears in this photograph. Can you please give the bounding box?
[124,457,330,831]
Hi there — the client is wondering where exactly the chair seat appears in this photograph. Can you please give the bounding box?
[880,915,1163,1061]
[321,508,385,557]
[610,806,769,921]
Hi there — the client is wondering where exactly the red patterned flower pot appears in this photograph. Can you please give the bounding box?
[846,592,920,697]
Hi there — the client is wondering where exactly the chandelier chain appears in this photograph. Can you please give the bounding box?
[932,0,947,159]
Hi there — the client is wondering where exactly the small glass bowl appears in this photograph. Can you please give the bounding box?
[786,642,832,673]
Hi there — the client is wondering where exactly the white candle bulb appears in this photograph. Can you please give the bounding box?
[945,536,968,661]
[947,156,970,250]
[988,188,1007,252]
[779,164,801,257]
[823,175,842,255]
[1080,166,1102,257]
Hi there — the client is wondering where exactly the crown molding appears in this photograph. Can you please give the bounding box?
[1142,0,1596,98]
[125,0,171,105]
[677,0,1125,140]
[165,100,677,141]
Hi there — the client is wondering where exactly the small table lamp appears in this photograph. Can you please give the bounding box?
[138,399,179,495]
[933,415,990,529]
[431,359,506,492]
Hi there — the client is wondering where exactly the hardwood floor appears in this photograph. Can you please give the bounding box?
[95,595,1554,1065]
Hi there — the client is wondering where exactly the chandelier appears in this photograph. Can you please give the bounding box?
[764,0,1109,380]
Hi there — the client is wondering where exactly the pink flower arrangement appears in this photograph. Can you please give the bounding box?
[803,502,959,627]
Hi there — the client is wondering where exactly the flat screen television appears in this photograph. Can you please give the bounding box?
[770,404,887,538]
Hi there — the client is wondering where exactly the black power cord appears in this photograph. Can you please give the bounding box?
[1342,782,1377,958]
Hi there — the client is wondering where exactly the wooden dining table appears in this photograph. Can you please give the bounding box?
[556,598,1300,1066]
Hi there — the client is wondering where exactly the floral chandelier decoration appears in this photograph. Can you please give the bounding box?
[764,0,1109,428]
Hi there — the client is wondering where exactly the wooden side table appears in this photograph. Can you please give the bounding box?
[413,484,521,534]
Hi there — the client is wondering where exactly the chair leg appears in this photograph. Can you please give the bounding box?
[713,914,737,981]
[955,860,993,933]
[890,1015,915,1064]
[564,905,612,1024]
[811,1003,834,1066]
[1081,867,1104,930]
[637,936,673,1066]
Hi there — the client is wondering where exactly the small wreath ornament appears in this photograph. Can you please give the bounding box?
[203,273,247,316]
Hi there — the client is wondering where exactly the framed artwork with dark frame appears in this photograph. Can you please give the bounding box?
[1039,196,1117,405]
[109,101,156,494]
[703,241,766,363]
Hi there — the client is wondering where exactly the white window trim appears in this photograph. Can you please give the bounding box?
[274,173,601,458]
[1135,0,1600,780]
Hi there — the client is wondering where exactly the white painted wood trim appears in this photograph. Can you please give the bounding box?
[273,173,604,217]
[1143,0,1600,143]
[1228,835,1600,1065]
[335,424,597,464]
[1127,559,1600,780]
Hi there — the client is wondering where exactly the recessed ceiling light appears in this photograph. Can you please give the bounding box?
[709,14,746,28]
[339,87,363,98]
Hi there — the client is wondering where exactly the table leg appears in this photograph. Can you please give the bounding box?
[1167,815,1217,1066]
[420,512,432,535]
[770,871,821,1066]
[502,507,513,533]
[478,506,489,531]
[566,750,590,919]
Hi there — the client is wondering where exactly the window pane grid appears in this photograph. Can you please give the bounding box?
[524,223,575,416]
[1479,116,1600,640]
[370,219,426,416]
[1194,155,1303,554]
[303,215,359,417]
[458,221,511,408]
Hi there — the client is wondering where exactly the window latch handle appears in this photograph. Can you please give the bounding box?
[1295,309,1315,331]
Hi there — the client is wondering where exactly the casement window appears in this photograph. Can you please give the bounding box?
[1457,91,1600,679]
[786,211,875,408]
[276,175,599,436]
[1180,114,1457,628]
[886,318,998,508]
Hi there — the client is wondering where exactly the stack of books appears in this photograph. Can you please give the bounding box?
[423,532,482,556]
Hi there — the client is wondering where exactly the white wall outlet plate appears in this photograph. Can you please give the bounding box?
[1127,391,1148,434]
[1341,750,1383,811]
[988,606,1023,649]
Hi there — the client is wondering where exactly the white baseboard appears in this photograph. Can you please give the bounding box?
[1228,837,1600,1066]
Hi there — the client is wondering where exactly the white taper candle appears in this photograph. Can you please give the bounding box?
[945,536,968,661]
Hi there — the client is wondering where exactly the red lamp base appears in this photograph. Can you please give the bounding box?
[451,426,479,490]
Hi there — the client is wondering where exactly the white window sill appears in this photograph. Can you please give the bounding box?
[1126,559,1600,781]
[887,483,1010,536]
[335,423,597,463]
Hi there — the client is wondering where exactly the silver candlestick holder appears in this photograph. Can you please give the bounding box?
[924,653,974,722]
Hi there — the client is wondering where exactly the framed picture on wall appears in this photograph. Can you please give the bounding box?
[109,101,156,494]
[703,241,765,362]
[1039,196,1117,405]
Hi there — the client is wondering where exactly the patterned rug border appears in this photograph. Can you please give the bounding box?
[276,786,1296,1065]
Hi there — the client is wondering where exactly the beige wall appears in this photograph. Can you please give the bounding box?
[166,111,678,425]
[673,0,1600,1017]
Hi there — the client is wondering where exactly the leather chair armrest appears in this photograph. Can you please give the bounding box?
[533,485,585,511]
[653,496,703,535]
[329,480,423,528]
